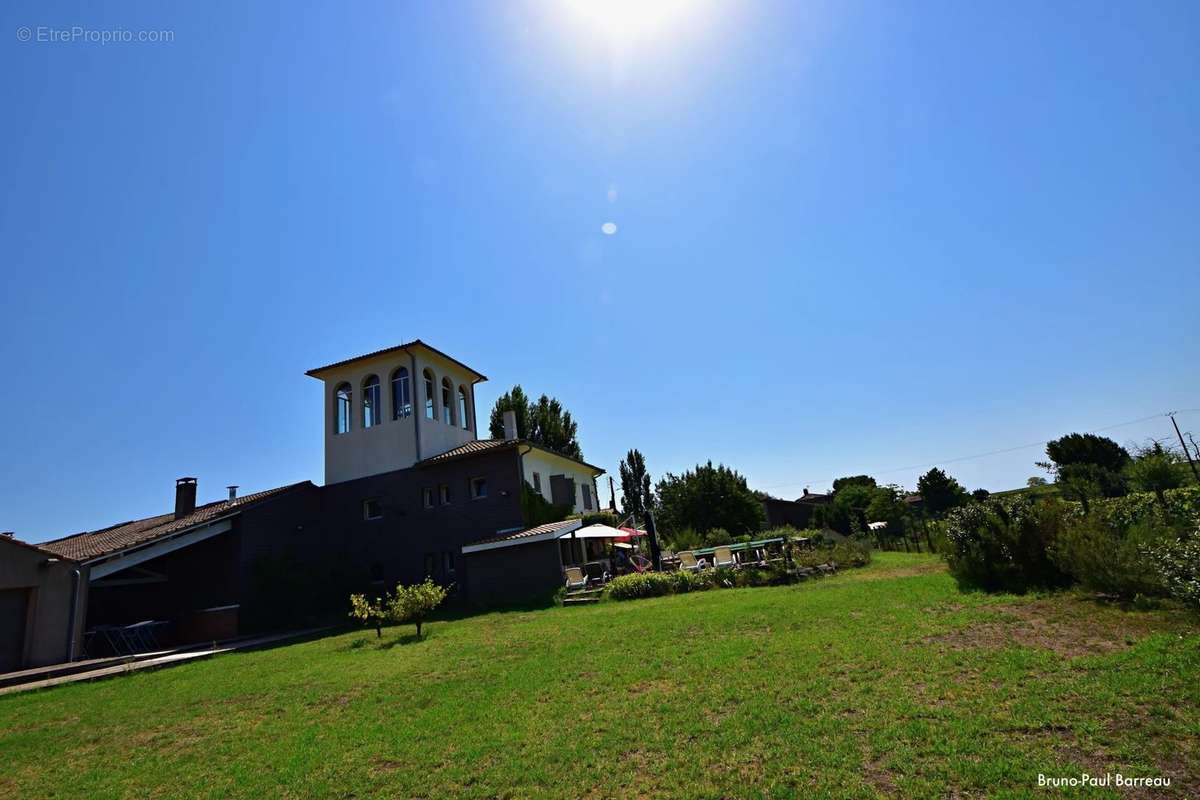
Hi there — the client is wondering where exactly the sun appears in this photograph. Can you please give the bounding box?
[562,0,693,41]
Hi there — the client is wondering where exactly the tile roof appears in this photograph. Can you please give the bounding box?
[39,482,313,562]
[416,438,605,474]
[305,339,487,381]
[466,518,581,548]
[416,438,517,466]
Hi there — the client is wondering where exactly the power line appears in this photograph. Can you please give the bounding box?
[759,407,1200,493]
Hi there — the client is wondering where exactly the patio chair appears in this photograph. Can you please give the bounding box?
[713,546,738,569]
[564,567,588,591]
[678,551,703,572]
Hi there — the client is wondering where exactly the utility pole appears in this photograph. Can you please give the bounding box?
[1170,413,1200,484]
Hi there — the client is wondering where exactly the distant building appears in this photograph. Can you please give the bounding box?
[760,488,833,530]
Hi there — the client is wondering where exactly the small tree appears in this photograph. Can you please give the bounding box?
[1128,444,1183,508]
[349,593,388,639]
[388,579,449,639]
[349,579,449,640]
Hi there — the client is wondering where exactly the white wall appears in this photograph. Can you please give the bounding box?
[520,447,603,515]
[316,345,480,485]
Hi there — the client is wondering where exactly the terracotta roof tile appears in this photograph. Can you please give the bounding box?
[39,482,313,562]
[416,439,516,466]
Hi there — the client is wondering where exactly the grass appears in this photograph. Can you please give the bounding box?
[2,552,1198,799]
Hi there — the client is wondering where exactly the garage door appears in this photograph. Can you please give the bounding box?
[0,589,30,673]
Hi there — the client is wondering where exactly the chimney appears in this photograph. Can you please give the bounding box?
[175,477,197,520]
[802,489,810,497]
[227,485,239,503]
[502,409,518,441]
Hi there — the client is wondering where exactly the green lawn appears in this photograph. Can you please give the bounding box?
[2,553,1197,799]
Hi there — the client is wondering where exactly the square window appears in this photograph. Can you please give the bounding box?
[422,488,434,509]
[363,499,383,521]
[532,472,541,493]
[470,477,488,500]
[582,484,592,511]
[439,485,451,505]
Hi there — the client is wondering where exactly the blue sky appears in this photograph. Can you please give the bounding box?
[2,1,1198,541]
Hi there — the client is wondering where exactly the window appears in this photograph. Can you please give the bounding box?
[363,498,383,520]
[422,487,434,508]
[362,375,381,428]
[458,386,469,430]
[441,378,454,425]
[423,553,435,578]
[532,472,541,493]
[443,551,455,576]
[470,477,488,500]
[423,369,436,420]
[582,484,593,510]
[334,383,352,434]
[391,367,411,419]
[439,484,451,505]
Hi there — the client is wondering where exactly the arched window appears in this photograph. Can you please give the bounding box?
[334,383,352,434]
[362,375,380,428]
[423,369,436,420]
[458,386,469,430]
[441,378,454,425]
[391,367,411,419]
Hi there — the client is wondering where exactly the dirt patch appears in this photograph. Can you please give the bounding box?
[862,748,897,796]
[922,597,1191,658]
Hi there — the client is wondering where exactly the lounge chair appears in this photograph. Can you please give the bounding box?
[564,567,588,591]
[678,551,703,572]
[713,546,738,569]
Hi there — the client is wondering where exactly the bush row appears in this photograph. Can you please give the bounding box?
[603,540,868,601]
[941,486,1199,607]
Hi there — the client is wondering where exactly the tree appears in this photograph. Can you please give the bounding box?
[655,461,766,539]
[388,579,449,639]
[488,385,583,460]
[1026,476,1048,488]
[917,468,969,516]
[832,475,877,493]
[528,394,582,461]
[1042,433,1130,499]
[348,593,388,639]
[1045,433,1131,472]
[971,489,991,503]
[488,385,532,439]
[618,448,655,521]
[1127,443,1183,507]
[348,579,449,641]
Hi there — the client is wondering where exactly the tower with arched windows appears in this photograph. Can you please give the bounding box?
[306,340,486,484]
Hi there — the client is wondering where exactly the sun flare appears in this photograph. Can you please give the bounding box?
[563,0,694,40]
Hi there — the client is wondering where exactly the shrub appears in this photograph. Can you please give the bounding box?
[604,572,680,600]
[942,496,1072,592]
[1094,487,1200,530]
[1142,518,1200,610]
[830,539,872,568]
[1050,514,1175,599]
